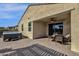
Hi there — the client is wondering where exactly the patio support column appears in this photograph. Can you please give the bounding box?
[71,4,79,52]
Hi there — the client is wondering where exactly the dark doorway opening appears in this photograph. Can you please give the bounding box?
[48,22,63,36]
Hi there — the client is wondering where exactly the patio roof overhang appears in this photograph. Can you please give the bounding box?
[29,7,74,22]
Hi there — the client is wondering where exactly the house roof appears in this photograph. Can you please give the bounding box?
[18,3,54,25]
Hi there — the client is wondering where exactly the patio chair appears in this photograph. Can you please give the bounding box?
[54,34,63,44]
[50,33,58,41]
[54,34,70,44]
[63,34,71,43]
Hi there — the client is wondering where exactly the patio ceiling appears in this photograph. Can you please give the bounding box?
[37,11,71,22]
[31,8,74,23]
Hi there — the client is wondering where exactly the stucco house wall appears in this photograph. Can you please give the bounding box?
[18,3,74,38]
[33,21,47,39]
[18,3,79,52]
[71,4,79,52]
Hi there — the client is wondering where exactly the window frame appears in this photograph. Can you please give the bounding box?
[22,24,24,31]
[28,22,32,32]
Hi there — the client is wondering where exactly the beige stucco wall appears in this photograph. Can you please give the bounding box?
[63,12,71,36]
[18,3,79,52]
[33,21,47,39]
[71,4,79,52]
[18,13,33,39]
[18,3,74,39]
[27,4,74,21]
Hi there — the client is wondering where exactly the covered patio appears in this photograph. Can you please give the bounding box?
[33,9,71,44]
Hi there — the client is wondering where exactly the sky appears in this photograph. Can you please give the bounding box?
[0,3,29,27]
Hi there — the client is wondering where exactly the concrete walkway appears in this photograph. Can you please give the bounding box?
[0,38,79,56]
[3,44,67,56]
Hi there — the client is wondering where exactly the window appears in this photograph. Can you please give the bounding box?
[28,22,32,31]
[22,24,23,31]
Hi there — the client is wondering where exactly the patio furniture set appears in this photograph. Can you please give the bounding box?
[49,33,71,44]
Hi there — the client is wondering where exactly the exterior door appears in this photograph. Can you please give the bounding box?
[49,24,54,36]
[48,23,63,36]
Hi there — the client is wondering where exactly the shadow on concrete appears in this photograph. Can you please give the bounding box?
[0,48,13,53]
[1,44,67,56]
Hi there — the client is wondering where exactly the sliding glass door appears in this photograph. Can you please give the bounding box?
[49,22,63,36]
